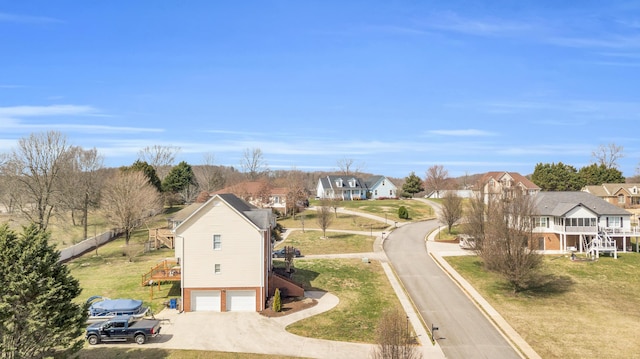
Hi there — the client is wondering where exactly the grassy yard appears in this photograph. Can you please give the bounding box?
[446,253,640,359]
[332,199,435,222]
[286,258,403,343]
[68,227,180,314]
[77,348,302,358]
[275,230,375,254]
[278,210,388,232]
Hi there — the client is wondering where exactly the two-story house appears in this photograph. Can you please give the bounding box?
[475,171,540,203]
[531,191,636,257]
[316,175,397,200]
[173,193,274,312]
[582,183,640,209]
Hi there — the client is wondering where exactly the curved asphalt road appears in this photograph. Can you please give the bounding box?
[384,220,521,359]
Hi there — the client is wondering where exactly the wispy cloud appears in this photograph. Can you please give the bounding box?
[0,12,63,24]
[0,104,96,117]
[548,34,640,49]
[421,11,532,37]
[428,129,496,137]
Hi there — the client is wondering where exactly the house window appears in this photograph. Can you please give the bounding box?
[213,235,221,250]
[606,216,622,228]
[214,264,221,274]
[534,217,548,228]
[375,190,378,196]
[389,190,393,196]
[618,194,625,204]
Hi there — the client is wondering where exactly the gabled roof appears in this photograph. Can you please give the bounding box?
[582,183,640,197]
[321,175,367,189]
[478,171,540,190]
[174,193,272,233]
[212,181,286,197]
[534,191,630,217]
[169,202,204,223]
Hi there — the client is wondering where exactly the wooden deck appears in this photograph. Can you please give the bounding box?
[142,259,181,286]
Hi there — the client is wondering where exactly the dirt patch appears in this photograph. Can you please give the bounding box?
[260,296,318,317]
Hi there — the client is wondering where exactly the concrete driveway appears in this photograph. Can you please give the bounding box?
[85,291,375,358]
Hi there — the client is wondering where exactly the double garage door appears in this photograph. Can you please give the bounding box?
[191,290,256,312]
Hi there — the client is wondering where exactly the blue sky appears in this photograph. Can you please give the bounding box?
[1,1,639,178]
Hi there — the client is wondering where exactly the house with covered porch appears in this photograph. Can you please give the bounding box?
[531,191,637,257]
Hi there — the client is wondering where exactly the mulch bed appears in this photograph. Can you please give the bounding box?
[260,296,318,317]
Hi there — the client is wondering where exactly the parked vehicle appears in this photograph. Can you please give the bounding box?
[86,315,161,345]
[272,248,302,258]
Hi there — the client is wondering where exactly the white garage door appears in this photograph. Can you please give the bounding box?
[226,290,256,312]
[191,290,221,312]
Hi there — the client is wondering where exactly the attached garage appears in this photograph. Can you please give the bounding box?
[226,290,256,312]
[191,290,221,312]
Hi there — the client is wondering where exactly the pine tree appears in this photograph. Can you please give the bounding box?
[402,172,424,198]
[0,224,87,358]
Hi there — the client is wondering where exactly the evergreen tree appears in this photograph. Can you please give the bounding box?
[162,161,196,193]
[0,224,87,358]
[402,172,424,198]
[531,162,583,191]
[579,163,625,186]
[121,160,162,192]
[272,288,282,312]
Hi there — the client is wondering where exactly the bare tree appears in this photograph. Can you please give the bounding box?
[285,168,307,217]
[59,147,104,239]
[425,165,449,198]
[336,157,364,176]
[241,147,268,180]
[316,200,333,239]
[464,189,543,294]
[439,192,463,233]
[371,307,420,359]
[194,152,226,192]
[4,131,72,231]
[591,143,624,169]
[101,171,163,247]
[137,144,180,179]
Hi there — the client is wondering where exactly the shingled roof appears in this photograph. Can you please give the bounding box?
[534,191,630,216]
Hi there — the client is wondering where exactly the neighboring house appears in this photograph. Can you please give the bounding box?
[530,191,636,257]
[316,175,368,200]
[426,189,474,199]
[582,183,640,209]
[173,193,275,312]
[316,175,397,200]
[475,171,540,203]
[364,175,397,199]
[212,181,287,212]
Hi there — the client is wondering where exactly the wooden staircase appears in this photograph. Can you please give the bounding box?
[149,228,175,249]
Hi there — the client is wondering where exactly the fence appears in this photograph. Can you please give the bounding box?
[59,229,122,262]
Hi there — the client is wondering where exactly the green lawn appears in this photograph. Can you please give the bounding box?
[278,210,388,232]
[286,258,403,343]
[325,198,435,222]
[446,253,640,359]
[276,230,375,254]
[68,227,180,314]
[77,348,303,358]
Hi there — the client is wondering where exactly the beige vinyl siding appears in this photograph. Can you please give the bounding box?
[178,199,263,289]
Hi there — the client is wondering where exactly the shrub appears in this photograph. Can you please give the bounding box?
[272,288,282,312]
[398,206,409,219]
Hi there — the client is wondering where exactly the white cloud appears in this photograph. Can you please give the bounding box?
[0,104,96,117]
[422,12,532,37]
[428,129,496,136]
[0,12,62,24]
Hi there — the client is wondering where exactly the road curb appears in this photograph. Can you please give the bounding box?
[426,229,541,359]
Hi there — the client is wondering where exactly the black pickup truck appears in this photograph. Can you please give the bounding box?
[86,315,161,345]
